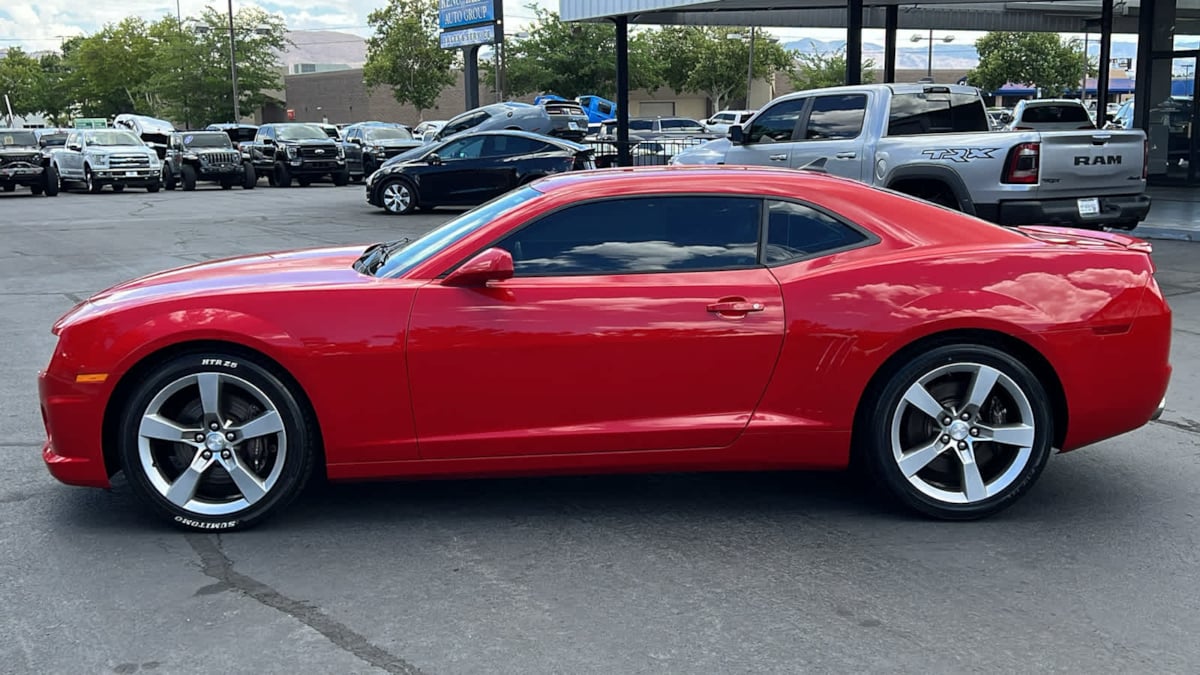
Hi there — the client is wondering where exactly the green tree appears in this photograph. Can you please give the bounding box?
[364,0,456,119]
[968,32,1086,96]
[789,49,876,91]
[64,18,161,117]
[149,8,288,126]
[0,48,46,121]
[32,52,75,125]
[649,27,794,111]
[493,5,661,100]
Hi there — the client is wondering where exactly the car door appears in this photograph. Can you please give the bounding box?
[417,135,492,204]
[256,126,277,163]
[405,194,785,459]
[723,97,808,167]
[479,135,550,194]
[788,93,869,181]
[60,132,83,176]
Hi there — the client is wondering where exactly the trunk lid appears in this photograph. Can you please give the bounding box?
[1016,225,1154,254]
[1035,129,1146,197]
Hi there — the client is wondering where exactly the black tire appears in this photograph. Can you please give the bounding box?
[164,166,176,191]
[181,165,198,191]
[117,351,318,531]
[363,156,376,177]
[859,343,1053,520]
[147,181,160,193]
[242,162,256,189]
[220,180,233,190]
[112,184,126,193]
[2,184,14,192]
[297,177,312,187]
[332,169,349,186]
[273,163,292,188]
[43,165,58,196]
[378,177,417,215]
[30,182,44,196]
[85,165,102,193]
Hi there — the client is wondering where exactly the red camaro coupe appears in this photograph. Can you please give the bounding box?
[40,167,1171,530]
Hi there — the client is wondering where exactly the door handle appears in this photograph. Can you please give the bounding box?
[835,151,857,159]
[769,154,788,161]
[707,301,765,314]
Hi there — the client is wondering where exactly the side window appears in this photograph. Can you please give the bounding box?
[804,95,867,140]
[484,136,548,156]
[597,102,613,115]
[261,126,275,141]
[745,98,806,143]
[887,92,990,135]
[764,200,868,263]
[440,136,487,160]
[496,196,762,276]
[67,133,78,147]
[444,111,487,136]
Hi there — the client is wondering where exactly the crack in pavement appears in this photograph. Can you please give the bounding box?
[184,534,423,675]
[1152,417,1200,436]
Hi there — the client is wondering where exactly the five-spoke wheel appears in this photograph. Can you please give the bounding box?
[862,344,1052,519]
[119,353,315,530]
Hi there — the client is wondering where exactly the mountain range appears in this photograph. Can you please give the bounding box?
[783,37,1156,70]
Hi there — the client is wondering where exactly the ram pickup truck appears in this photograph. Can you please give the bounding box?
[0,129,58,196]
[51,129,162,193]
[246,123,349,187]
[672,83,1151,230]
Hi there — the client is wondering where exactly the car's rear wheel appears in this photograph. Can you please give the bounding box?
[242,162,256,189]
[379,178,416,214]
[860,344,1053,520]
[332,169,350,186]
[112,184,126,193]
[163,166,176,190]
[117,352,317,531]
[85,166,102,193]
[181,165,198,191]
[273,163,292,188]
[2,184,14,192]
[42,165,58,196]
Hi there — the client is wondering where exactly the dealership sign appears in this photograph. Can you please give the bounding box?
[439,23,497,49]
[438,0,501,50]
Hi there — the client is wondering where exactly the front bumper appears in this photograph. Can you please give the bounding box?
[976,193,1152,228]
[0,166,45,184]
[91,168,160,185]
[38,368,111,488]
[1151,397,1166,421]
[198,164,245,179]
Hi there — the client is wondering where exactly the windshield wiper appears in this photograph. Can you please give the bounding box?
[355,238,411,275]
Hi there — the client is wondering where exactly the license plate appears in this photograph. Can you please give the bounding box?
[568,122,580,130]
[125,171,138,177]
[1077,198,1100,216]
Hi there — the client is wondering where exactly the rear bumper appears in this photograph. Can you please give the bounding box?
[976,193,1152,227]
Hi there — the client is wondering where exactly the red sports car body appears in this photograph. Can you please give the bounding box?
[39,167,1172,529]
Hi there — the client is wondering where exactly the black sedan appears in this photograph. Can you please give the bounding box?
[365,130,594,215]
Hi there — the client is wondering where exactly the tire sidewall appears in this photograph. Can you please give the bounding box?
[116,352,314,531]
[863,344,1053,520]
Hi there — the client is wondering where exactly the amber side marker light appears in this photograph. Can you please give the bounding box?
[75,374,109,384]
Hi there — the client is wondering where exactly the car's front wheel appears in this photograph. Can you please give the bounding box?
[379,178,417,214]
[117,352,317,531]
[860,344,1053,520]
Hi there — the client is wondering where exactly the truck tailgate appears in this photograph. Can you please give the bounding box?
[1036,129,1145,197]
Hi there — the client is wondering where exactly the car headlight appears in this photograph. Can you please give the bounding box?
[88,153,109,167]
[336,145,345,159]
[285,145,298,158]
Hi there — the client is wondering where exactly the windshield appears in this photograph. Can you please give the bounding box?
[85,131,143,146]
[277,125,329,141]
[366,128,414,141]
[182,133,233,148]
[373,187,540,278]
[2,131,37,146]
[629,120,654,131]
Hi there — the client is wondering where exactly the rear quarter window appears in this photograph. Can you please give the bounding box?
[887,92,990,135]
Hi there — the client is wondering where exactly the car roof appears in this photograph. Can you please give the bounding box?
[450,129,587,151]
[1020,99,1086,106]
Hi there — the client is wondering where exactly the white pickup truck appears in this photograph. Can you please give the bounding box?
[672,83,1150,230]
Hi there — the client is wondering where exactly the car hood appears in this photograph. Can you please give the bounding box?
[669,138,732,165]
[369,139,423,149]
[279,138,338,146]
[86,246,370,308]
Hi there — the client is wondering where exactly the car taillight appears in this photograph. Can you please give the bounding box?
[1003,142,1040,184]
[1142,138,1149,180]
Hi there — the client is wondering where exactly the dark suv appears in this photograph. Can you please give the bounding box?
[163,131,255,191]
[247,123,349,187]
[0,129,59,196]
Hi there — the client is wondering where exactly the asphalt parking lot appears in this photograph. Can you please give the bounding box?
[3,184,1199,674]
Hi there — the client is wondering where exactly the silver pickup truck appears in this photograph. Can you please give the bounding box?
[51,129,163,194]
[672,83,1150,230]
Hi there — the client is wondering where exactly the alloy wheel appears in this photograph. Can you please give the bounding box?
[889,362,1036,505]
[136,372,288,516]
[382,181,412,214]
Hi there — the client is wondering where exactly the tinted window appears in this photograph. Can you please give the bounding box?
[440,136,487,160]
[628,120,654,131]
[746,98,806,143]
[1022,105,1092,124]
[765,201,867,263]
[497,197,761,276]
[365,128,413,140]
[887,92,989,135]
[1,131,37,146]
[443,111,488,136]
[597,102,613,115]
[484,135,552,156]
[804,95,867,140]
[660,119,704,132]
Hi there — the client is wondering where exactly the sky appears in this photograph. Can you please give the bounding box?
[0,0,1138,53]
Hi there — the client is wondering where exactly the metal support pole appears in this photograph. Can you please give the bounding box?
[745,26,756,108]
[463,45,480,110]
[884,6,898,83]
[614,16,630,167]
[1097,0,1113,117]
[927,29,934,77]
[1082,31,1090,102]
[846,0,863,85]
[227,0,240,121]
[1134,0,1154,131]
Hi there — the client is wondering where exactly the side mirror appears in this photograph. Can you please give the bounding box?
[349,137,362,145]
[262,138,275,145]
[443,248,514,287]
[729,125,745,145]
[427,152,443,165]
[68,143,81,152]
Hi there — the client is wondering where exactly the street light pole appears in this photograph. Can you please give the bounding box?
[910,31,954,79]
[746,26,756,108]
[227,0,240,122]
